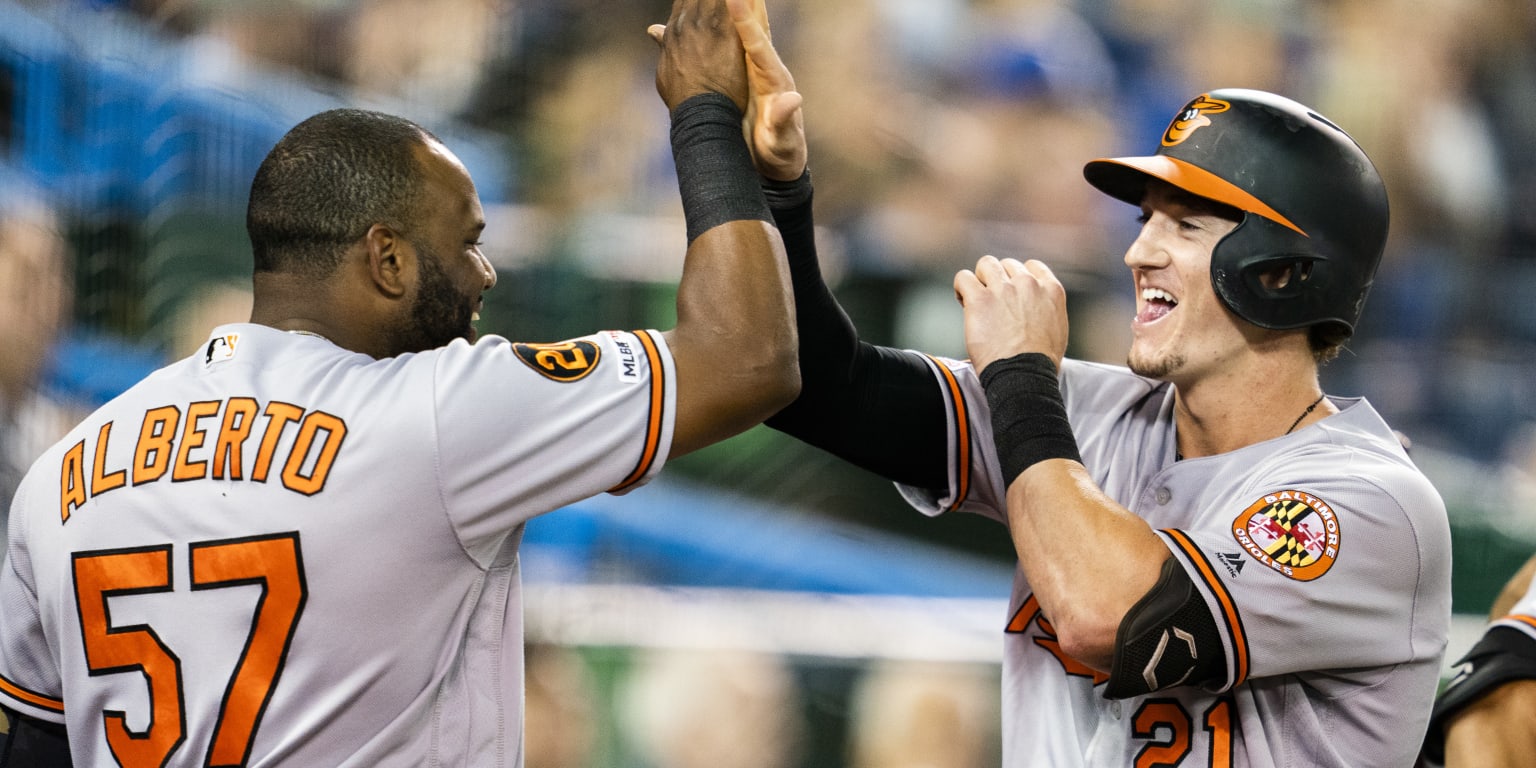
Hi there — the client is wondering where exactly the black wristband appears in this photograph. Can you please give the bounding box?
[980,352,1081,486]
[761,168,812,211]
[670,92,773,243]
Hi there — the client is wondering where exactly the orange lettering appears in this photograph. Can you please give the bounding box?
[1007,593,1109,684]
[91,421,127,498]
[252,402,304,483]
[172,401,222,482]
[213,398,259,480]
[281,412,347,495]
[134,406,181,486]
[60,440,87,523]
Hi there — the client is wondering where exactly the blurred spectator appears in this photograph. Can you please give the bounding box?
[525,643,600,768]
[168,280,252,359]
[618,647,804,768]
[0,177,83,536]
[847,659,1000,768]
[1469,0,1536,265]
[341,0,504,115]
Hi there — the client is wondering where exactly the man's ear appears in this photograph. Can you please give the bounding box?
[364,223,412,299]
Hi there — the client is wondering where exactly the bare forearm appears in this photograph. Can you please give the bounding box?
[652,17,798,458]
[1443,679,1536,768]
[973,350,1169,670]
[1007,459,1169,669]
[667,219,798,457]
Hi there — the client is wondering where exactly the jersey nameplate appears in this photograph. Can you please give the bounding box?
[1231,489,1340,581]
[59,398,348,523]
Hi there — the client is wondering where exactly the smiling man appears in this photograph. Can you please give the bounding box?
[742,53,1453,766]
[0,0,799,764]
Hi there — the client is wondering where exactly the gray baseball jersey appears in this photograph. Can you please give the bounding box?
[898,356,1451,767]
[0,322,675,767]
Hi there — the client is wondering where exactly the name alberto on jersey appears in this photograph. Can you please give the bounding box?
[58,395,346,523]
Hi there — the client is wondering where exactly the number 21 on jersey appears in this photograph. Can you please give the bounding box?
[1133,696,1234,768]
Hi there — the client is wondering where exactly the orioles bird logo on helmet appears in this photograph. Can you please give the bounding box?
[1161,95,1230,147]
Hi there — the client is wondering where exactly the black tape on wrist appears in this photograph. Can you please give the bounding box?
[980,352,1081,486]
[761,168,812,211]
[670,92,773,243]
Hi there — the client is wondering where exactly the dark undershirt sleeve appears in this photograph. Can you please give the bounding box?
[0,707,70,767]
[762,185,949,491]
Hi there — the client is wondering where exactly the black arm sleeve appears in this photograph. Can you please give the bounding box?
[1419,626,1536,764]
[761,176,949,491]
[0,707,70,767]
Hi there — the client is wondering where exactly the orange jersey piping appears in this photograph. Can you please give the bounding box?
[609,330,666,493]
[0,673,64,715]
[1505,614,1536,632]
[1164,528,1250,686]
[925,355,972,513]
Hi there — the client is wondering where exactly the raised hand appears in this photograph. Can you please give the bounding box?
[732,0,805,181]
[649,0,750,112]
[954,256,1070,374]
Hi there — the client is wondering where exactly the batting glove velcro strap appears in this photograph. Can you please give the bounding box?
[670,92,774,244]
[980,352,1081,487]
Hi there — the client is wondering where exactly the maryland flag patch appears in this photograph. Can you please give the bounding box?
[1231,489,1340,581]
[513,340,601,382]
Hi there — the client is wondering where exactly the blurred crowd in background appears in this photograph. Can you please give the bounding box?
[2,0,1535,764]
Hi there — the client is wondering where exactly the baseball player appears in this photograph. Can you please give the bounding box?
[1419,553,1536,767]
[729,6,1452,765]
[0,0,798,764]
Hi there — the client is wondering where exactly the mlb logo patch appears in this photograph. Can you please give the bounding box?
[205,334,239,365]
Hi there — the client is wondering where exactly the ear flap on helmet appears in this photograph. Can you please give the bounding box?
[1212,214,1358,333]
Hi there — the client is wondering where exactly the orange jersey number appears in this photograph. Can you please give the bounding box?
[73,533,307,767]
[1132,697,1234,768]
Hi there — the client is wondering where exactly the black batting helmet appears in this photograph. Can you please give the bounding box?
[1083,89,1389,336]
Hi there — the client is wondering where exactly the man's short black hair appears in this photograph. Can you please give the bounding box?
[247,108,441,276]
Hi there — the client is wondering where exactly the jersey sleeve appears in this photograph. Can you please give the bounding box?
[894,356,1166,524]
[894,354,1008,523]
[1489,577,1536,640]
[432,330,677,559]
[1154,447,1450,692]
[0,483,67,724]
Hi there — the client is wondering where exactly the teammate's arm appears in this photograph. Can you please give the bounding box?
[648,0,799,459]
[731,0,950,490]
[956,256,1172,671]
[1427,553,1536,768]
[1441,676,1536,768]
[1489,552,1536,619]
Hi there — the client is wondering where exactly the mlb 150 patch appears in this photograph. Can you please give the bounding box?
[513,340,601,382]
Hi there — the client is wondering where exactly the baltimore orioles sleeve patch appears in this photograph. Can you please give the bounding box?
[513,340,601,382]
[1231,489,1340,581]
